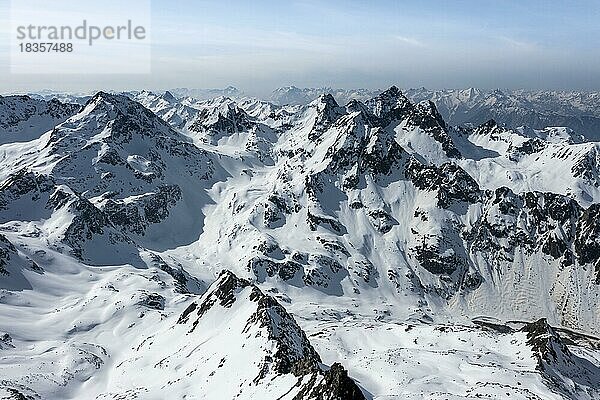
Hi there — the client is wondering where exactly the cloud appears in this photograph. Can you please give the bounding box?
[394,35,425,47]
[496,36,537,51]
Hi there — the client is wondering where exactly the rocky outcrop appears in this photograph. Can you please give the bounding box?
[405,158,481,207]
[308,94,345,141]
[188,100,254,143]
[521,319,600,398]
[176,270,366,399]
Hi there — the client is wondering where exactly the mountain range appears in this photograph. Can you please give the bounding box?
[0,86,599,399]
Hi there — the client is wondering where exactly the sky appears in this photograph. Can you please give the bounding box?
[1,0,599,95]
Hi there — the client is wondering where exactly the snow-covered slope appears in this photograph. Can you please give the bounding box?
[1,86,600,399]
[0,95,80,144]
[104,270,366,399]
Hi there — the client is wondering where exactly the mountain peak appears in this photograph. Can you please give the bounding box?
[161,90,176,102]
[85,91,136,112]
[173,270,367,399]
[313,93,339,108]
[521,318,570,365]
[308,93,344,140]
[365,85,412,119]
[383,85,401,96]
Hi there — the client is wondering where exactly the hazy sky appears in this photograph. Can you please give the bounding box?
[1,0,599,95]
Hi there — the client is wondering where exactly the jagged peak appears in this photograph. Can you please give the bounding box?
[44,90,184,149]
[274,85,301,92]
[381,85,402,97]
[377,85,411,104]
[306,94,345,140]
[488,88,508,98]
[521,318,573,367]
[473,119,509,138]
[311,93,340,109]
[345,99,370,115]
[84,91,143,114]
[161,91,176,102]
[521,318,558,340]
[365,85,412,119]
[82,91,174,124]
[177,269,323,374]
[175,270,252,322]
[173,269,365,398]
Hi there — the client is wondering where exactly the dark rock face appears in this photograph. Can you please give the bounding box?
[361,128,405,177]
[364,86,413,122]
[0,95,79,130]
[259,193,300,228]
[148,253,203,294]
[195,270,249,320]
[520,318,600,397]
[0,233,42,285]
[188,102,254,142]
[309,94,345,141]
[571,147,600,184]
[293,362,367,400]
[325,113,369,174]
[0,170,136,261]
[246,287,322,378]
[61,193,133,259]
[363,87,460,158]
[249,257,303,282]
[1,387,36,400]
[161,91,176,103]
[476,119,499,134]
[310,110,407,194]
[309,88,462,196]
[366,209,396,234]
[412,242,460,275]
[102,200,145,235]
[522,318,570,367]
[0,332,14,349]
[509,137,547,160]
[410,101,461,159]
[575,204,600,282]
[466,188,586,269]
[137,293,165,310]
[405,157,481,208]
[0,234,17,275]
[307,210,344,233]
[0,170,55,212]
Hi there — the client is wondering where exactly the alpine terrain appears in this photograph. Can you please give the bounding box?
[0,86,599,399]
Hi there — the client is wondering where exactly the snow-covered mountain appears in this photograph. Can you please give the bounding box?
[270,86,381,106]
[12,90,93,106]
[0,95,80,145]
[1,86,600,399]
[268,86,600,140]
[169,86,244,100]
[406,88,600,140]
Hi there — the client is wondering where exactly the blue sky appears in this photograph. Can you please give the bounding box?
[1,0,599,94]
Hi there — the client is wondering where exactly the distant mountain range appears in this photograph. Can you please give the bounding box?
[18,85,600,139]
